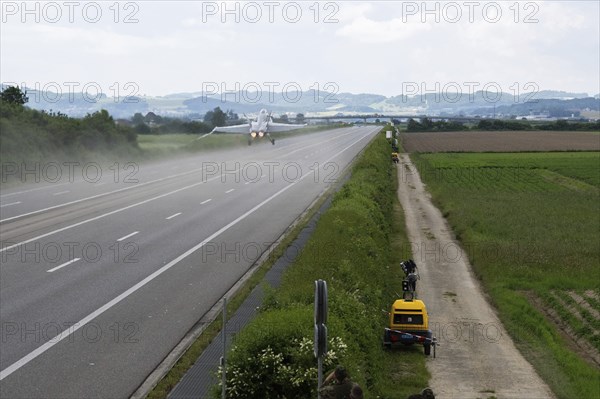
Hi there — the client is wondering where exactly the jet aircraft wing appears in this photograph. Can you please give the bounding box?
[211,124,250,133]
[265,122,307,132]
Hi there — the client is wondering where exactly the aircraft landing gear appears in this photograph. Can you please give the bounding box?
[267,133,275,145]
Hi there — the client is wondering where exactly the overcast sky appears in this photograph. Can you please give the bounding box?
[1,1,599,98]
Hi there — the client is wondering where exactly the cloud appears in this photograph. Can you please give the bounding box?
[1,1,597,97]
[336,16,432,43]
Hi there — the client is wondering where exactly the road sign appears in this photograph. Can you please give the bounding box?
[314,279,328,325]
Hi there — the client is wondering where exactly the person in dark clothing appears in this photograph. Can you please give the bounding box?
[401,259,417,275]
[319,366,353,399]
[407,271,419,292]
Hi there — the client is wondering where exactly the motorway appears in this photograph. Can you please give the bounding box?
[0,126,379,398]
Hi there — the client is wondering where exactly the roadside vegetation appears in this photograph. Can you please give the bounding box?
[411,151,600,399]
[203,131,429,398]
[0,87,140,167]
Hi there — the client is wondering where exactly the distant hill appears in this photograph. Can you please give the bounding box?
[471,97,600,118]
[1,84,597,120]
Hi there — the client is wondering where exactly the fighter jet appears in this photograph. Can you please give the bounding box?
[209,109,307,145]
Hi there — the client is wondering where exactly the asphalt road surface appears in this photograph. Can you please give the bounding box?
[0,126,379,398]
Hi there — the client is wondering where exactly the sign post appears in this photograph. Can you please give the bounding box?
[221,297,227,399]
[314,280,328,398]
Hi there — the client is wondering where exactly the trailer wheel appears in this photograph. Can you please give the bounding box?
[424,344,431,356]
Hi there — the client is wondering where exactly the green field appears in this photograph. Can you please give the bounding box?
[411,152,600,399]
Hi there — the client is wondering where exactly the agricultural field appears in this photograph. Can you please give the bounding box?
[401,131,600,153]
[411,152,600,398]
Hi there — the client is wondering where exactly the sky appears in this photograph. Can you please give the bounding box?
[1,1,599,99]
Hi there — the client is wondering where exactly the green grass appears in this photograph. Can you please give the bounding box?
[411,152,600,399]
[582,290,600,313]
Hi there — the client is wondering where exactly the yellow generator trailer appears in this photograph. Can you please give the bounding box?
[383,298,436,356]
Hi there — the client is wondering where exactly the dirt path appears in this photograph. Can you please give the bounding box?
[396,154,555,399]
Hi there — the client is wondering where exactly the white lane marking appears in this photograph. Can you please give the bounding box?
[46,258,81,273]
[201,199,212,205]
[225,189,235,194]
[1,177,212,255]
[0,132,376,381]
[117,231,139,242]
[244,181,251,185]
[95,182,107,186]
[0,182,72,199]
[0,131,376,255]
[52,191,70,196]
[166,212,182,220]
[282,130,356,158]
[0,202,21,208]
[0,174,298,381]
[0,166,208,223]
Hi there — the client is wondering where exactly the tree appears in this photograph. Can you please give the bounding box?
[407,118,422,131]
[132,112,144,124]
[204,107,226,127]
[420,117,433,130]
[203,110,214,124]
[1,86,28,105]
[226,109,239,121]
[144,112,162,124]
[296,113,305,124]
[135,123,151,134]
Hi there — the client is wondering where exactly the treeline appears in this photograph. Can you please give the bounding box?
[407,118,468,132]
[131,107,239,135]
[0,86,140,163]
[406,117,600,132]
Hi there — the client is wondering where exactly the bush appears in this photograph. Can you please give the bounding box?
[0,105,140,169]
[214,308,349,399]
